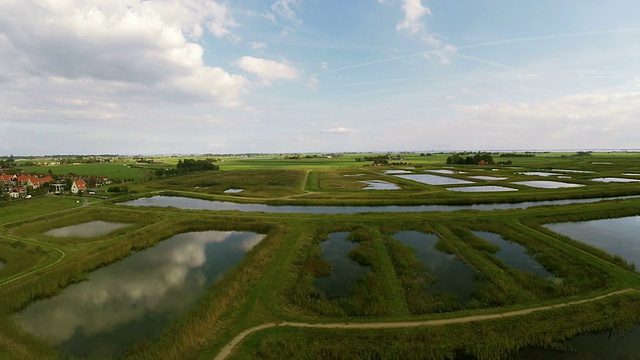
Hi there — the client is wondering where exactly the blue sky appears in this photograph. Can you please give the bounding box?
[1,0,639,155]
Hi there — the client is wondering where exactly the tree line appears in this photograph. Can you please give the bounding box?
[154,158,219,178]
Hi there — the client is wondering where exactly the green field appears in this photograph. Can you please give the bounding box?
[1,152,640,359]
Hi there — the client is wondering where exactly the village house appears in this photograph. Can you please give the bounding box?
[71,179,87,194]
[9,187,27,198]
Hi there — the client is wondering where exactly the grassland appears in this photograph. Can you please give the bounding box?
[1,151,640,359]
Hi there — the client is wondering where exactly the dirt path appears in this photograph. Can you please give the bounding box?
[0,233,66,288]
[213,288,637,360]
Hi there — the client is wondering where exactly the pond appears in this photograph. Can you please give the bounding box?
[446,186,517,193]
[359,180,401,190]
[315,232,370,298]
[545,216,640,268]
[512,181,584,189]
[516,325,640,359]
[119,195,639,214]
[468,176,508,181]
[391,231,475,301]
[223,188,243,193]
[395,174,474,186]
[472,231,552,278]
[427,169,467,175]
[383,170,413,174]
[518,172,562,177]
[551,169,594,174]
[45,221,130,238]
[591,177,640,183]
[17,230,264,359]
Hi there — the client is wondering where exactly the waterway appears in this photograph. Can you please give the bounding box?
[120,195,640,214]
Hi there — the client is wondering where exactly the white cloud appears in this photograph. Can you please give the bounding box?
[270,0,302,24]
[321,61,329,71]
[321,127,353,134]
[250,41,267,50]
[306,76,319,90]
[396,0,431,34]
[0,0,247,106]
[235,56,300,84]
[393,0,456,64]
[452,91,640,148]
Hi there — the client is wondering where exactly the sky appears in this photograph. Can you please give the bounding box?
[1,0,639,156]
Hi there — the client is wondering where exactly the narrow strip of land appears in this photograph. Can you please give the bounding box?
[0,234,66,288]
[213,288,637,360]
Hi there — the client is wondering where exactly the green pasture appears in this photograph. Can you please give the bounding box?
[1,152,640,359]
[17,162,154,181]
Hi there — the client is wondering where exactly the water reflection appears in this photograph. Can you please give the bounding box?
[545,216,640,268]
[315,232,369,298]
[516,326,640,359]
[45,221,129,238]
[395,174,474,185]
[447,186,517,192]
[359,180,401,190]
[17,230,264,359]
[392,231,475,301]
[472,231,552,278]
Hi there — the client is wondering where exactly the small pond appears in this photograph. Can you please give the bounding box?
[315,232,370,298]
[446,186,517,193]
[427,169,467,175]
[516,325,640,359]
[359,180,401,190]
[472,231,552,278]
[545,216,640,268]
[45,221,129,238]
[591,177,640,183]
[395,174,474,186]
[383,170,413,174]
[468,176,507,181]
[512,181,584,189]
[120,195,639,214]
[17,230,264,359]
[551,169,594,174]
[223,188,243,193]
[518,172,561,177]
[623,173,640,176]
[392,231,475,301]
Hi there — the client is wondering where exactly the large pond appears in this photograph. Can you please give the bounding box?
[120,195,640,214]
[45,221,129,238]
[395,174,474,185]
[472,231,552,278]
[392,231,475,301]
[512,181,584,189]
[516,325,640,359]
[315,232,370,298]
[545,216,640,268]
[359,180,401,190]
[17,230,264,359]
[446,186,517,193]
